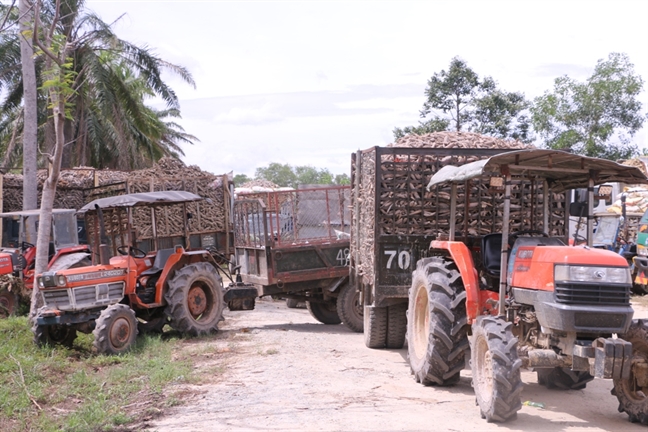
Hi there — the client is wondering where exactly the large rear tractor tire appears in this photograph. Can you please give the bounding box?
[612,319,648,424]
[0,288,18,317]
[386,303,407,349]
[33,324,77,348]
[307,300,341,324]
[364,305,387,348]
[471,316,523,422]
[165,262,225,336]
[407,257,469,386]
[537,367,593,390]
[337,282,363,333]
[93,304,138,355]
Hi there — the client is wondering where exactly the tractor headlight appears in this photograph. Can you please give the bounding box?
[555,265,631,284]
[638,245,648,257]
[57,275,67,286]
[37,276,44,288]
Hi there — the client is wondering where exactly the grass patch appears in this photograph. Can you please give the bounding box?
[0,317,195,432]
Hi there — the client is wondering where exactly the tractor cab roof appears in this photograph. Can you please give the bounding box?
[0,208,76,218]
[427,149,648,191]
[79,191,203,213]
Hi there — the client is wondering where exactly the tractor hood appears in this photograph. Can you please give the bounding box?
[427,149,648,192]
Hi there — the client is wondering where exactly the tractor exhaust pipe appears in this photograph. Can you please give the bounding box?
[95,204,111,265]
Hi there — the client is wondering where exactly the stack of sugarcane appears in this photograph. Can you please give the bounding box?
[351,131,569,284]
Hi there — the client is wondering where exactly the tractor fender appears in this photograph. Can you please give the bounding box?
[430,240,480,322]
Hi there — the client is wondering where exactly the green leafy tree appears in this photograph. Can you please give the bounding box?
[531,53,645,160]
[334,173,350,185]
[233,173,251,185]
[393,117,449,140]
[0,0,196,171]
[255,163,298,188]
[394,57,531,142]
[255,163,345,188]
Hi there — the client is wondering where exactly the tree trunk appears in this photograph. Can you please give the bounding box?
[19,0,38,211]
[30,80,65,323]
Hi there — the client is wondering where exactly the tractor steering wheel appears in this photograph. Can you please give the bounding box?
[117,246,147,258]
[21,241,35,250]
[508,230,548,246]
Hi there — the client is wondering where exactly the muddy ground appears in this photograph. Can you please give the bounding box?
[145,298,648,432]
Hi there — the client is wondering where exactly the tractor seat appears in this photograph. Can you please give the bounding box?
[482,233,502,276]
[140,248,175,276]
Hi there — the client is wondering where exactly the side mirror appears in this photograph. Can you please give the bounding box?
[569,202,588,218]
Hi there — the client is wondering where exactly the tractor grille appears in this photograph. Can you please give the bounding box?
[42,283,125,311]
[554,283,630,306]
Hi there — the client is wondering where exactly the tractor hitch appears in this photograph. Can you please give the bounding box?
[224,283,258,311]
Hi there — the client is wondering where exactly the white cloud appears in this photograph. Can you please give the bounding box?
[85,0,648,178]
[212,106,283,126]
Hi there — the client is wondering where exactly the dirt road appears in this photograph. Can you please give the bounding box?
[147,299,648,432]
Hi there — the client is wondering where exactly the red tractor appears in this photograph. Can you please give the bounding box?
[407,149,648,423]
[33,191,253,354]
[0,209,90,316]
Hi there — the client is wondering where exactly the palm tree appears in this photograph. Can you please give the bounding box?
[0,0,196,171]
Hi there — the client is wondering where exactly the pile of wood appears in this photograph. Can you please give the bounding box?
[1,158,231,244]
[351,132,568,284]
[389,131,535,149]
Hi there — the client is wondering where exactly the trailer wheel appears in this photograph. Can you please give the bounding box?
[407,257,469,386]
[337,282,363,333]
[536,368,593,390]
[165,262,224,336]
[286,298,300,309]
[364,305,387,348]
[93,304,138,355]
[307,300,341,324]
[0,288,17,317]
[386,303,407,348]
[33,324,77,348]
[471,316,523,422]
[613,319,648,424]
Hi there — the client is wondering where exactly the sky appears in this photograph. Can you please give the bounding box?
[85,0,648,179]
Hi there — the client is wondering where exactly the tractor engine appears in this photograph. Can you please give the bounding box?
[507,241,633,358]
[136,274,159,304]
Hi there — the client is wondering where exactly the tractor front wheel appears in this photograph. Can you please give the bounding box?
[165,263,224,336]
[407,257,469,386]
[34,324,77,348]
[471,315,522,422]
[0,288,17,317]
[337,282,363,333]
[93,304,138,355]
[613,319,648,424]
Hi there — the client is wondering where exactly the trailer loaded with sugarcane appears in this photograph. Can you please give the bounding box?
[232,185,360,331]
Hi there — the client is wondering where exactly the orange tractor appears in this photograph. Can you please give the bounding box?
[408,149,648,423]
[34,191,254,354]
[0,209,90,316]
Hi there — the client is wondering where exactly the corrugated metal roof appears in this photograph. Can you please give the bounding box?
[427,149,648,191]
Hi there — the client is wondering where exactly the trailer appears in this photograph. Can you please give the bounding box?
[233,185,361,330]
[350,145,567,348]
